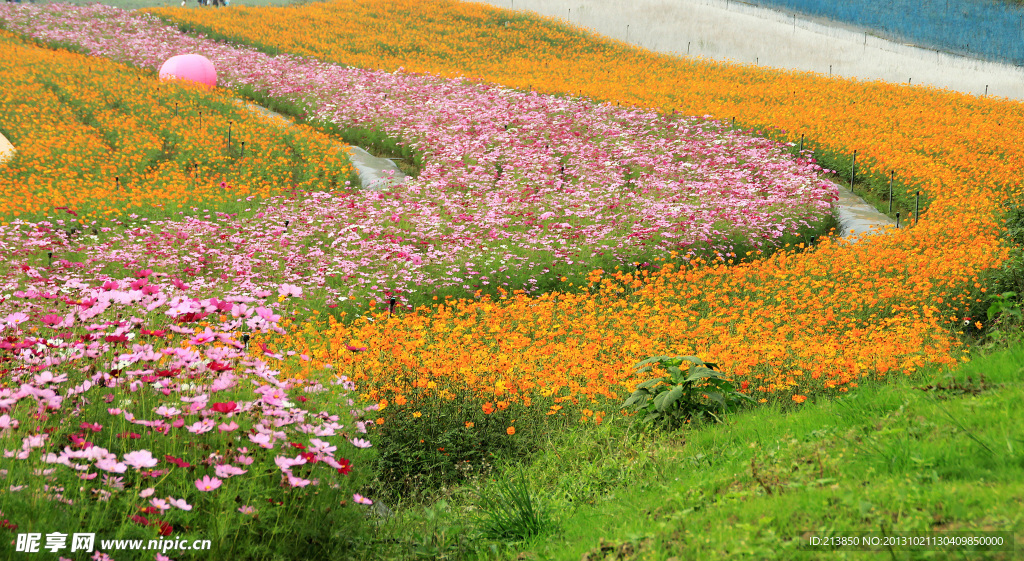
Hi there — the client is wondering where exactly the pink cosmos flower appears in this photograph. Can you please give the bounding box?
[274,455,306,471]
[194,475,222,492]
[249,433,274,449]
[150,498,170,512]
[95,458,127,473]
[349,438,372,449]
[168,497,192,511]
[286,475,312,488]
[186,420,214,435]
[123,450,158,469]
[0,414,18,431]
[278,283,303,298]
[214,464,247,478]
[254,307,281,323]
[139,488,155,498]
[218,421,239,433]
[353,494,373,505]
[238,505,256,515]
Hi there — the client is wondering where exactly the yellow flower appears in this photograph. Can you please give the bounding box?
[412,411,422,418]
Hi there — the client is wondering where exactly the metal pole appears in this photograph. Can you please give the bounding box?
[896,212,900,229]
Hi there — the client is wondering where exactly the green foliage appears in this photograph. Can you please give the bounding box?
[472,473,557,542]
[369,394,536,501]
[622,355,753,428]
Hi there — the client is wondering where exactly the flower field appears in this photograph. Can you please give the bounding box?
[0,30,355,225]
[0,0,1022,557]
[133,0,1018,399]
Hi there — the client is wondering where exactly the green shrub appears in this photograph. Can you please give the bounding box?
[622,355,753,429]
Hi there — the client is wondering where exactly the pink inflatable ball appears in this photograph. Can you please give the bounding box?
[159,54,217,89]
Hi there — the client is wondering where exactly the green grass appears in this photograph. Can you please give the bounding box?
[359,339,1024,560]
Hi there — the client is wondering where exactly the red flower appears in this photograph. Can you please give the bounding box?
[207,362,233,372]
[164,455,191,468]
[210,401,237,414]
[300,451,318,464]
[142,329,167,337]
[295,396,308,403]
[290,442,306,450]
[336,458,352,476]
[157,522,173,537]
[131,515,150,527]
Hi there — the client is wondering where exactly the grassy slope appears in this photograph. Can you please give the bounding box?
[509,343,1024,560]
[370,341,1023,560]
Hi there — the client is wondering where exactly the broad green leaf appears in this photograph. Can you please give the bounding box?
[658,385,685,412]
[622,391,650,409]
[636,377,666,390]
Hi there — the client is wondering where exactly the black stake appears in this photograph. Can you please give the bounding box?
[241,141,246,157]
[389,297,396,316]
[115,176,120,191]
[241,334,250,349]
[227,120,232,149]
[915,191,920,224]
[799,134,804,153]
[48,251,53,267]
[284,220,290,231]
[896,212,900,229]
[174,102,178,117]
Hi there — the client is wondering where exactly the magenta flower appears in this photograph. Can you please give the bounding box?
[195,475,222,492]
[349,438,372,449]
[218,421,239,433]
[210,401,237,414]
[353,494,373,505]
